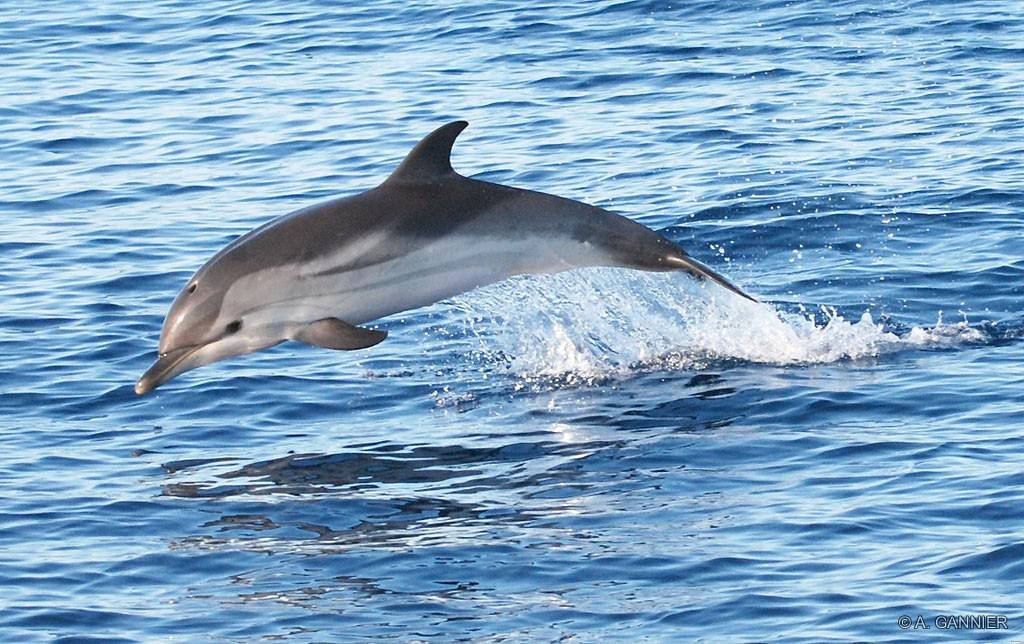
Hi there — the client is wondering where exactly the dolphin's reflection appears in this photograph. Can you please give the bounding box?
[162,440,600,550]
[163,371,745,553]
[163,440,596,498]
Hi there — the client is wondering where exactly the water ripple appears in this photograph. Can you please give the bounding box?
[2,0,1024,641]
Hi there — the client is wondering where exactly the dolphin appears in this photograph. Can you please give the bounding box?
[135,120,754,395]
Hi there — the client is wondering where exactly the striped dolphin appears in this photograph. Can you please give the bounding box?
[135,121,754,395]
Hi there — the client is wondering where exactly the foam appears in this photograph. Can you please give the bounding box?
[450,269,989,384]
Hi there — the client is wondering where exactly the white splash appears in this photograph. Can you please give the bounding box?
[449,269,988,383]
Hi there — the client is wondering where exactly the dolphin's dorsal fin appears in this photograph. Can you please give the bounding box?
[387,120,468,183]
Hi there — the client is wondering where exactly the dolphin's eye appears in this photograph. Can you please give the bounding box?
[187,283,197,294]
[225,320,242,335]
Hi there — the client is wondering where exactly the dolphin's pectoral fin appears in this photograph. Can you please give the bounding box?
[293,318,388,350]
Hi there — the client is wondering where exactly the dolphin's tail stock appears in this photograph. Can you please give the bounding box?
[663,252,758,302]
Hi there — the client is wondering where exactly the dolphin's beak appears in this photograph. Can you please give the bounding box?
[134,345,201,395]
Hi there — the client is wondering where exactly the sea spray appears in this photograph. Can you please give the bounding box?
[449,269,990,385]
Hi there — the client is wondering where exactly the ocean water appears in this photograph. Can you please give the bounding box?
[2,0,1023,641]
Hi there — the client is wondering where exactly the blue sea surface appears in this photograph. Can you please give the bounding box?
[2,0,1024,641]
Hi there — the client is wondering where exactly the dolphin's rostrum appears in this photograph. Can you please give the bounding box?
[135,121,754,395]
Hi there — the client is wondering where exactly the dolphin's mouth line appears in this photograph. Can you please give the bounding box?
[158,344,199,360]
[135,344,206,395]
[137,324,279,395]
[159,343,204,367]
